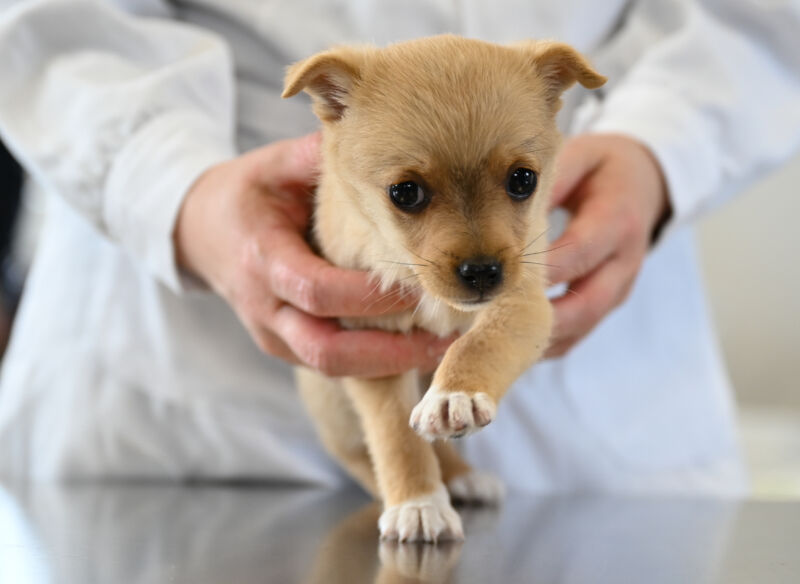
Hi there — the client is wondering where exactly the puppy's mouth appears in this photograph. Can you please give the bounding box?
[450,293,496,312]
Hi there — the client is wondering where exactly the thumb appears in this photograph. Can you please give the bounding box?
[550,136,602,209]
[253,131,322,188]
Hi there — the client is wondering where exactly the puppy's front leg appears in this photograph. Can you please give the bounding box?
[411,286,552,441]
[343,373,463,541]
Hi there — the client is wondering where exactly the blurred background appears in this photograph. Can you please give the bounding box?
[698,152,800,499]
[0,142,798,498]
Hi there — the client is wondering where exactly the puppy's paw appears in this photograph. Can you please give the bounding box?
[379,486,464,543]
[409,388,496,441]
[447,470,505,506]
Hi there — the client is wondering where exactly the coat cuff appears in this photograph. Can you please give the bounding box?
[579,85,723,242]
[104,110,235,292]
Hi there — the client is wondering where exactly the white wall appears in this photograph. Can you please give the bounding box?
[697,154,800,409]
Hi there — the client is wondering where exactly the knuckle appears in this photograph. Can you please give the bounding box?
[295,274,326,314]
[252,330,278,356]
[547,342,569,359]
[255,337,276,356]
[619,209,645,243]
[239,239,265,278]
[616,279,636,307]
[273,261,327,315]
[561,249,587,283]
[301,338,338,376]
[582,291,607,326]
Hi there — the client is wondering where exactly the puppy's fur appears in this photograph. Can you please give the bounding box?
[283,35,605,542]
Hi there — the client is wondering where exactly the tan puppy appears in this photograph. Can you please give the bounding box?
[283,35,605,542]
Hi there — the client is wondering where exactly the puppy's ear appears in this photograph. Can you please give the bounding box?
[519,41,606,106]
[282,48,365,122]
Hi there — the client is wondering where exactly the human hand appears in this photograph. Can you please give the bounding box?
[545,134,670,358]
[174,133,454,377]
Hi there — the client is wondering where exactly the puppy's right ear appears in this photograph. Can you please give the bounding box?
[282,49,365,122]
[516,41,606,109]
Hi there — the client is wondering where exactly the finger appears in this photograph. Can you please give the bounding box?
[268,228,421,318]
[271,304,457,378]
[248,325,303,365]
[543,336,578,360]
[550,137,603,209]
[545,192,622,286]
[250,132,322,189]
[549,255,634,346]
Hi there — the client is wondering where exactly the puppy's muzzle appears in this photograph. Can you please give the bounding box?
[457,257,503,296]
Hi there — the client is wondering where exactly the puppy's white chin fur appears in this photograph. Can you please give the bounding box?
[447,300,488,313]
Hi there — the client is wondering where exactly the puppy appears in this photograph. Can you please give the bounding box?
[283,35,605,542]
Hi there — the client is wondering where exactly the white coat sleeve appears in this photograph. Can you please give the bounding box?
[582,0,800,238]
[0,0,237,291]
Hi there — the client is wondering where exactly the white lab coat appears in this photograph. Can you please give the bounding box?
[1,0,799,493]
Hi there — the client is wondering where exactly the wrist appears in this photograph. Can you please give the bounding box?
[173,164,220,288]
[627,137,672,244]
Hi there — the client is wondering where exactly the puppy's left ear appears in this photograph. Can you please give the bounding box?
[282,48,366,122]
[519,41,607,107]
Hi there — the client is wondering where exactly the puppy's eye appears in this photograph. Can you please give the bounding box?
[506,167,538,200]
[389,181,429,212]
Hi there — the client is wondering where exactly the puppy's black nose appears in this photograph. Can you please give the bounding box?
[457,258,503,293]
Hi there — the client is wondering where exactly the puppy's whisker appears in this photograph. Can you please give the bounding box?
[404,247,438,267]
[521,242,575,257]
[520,261,558,268]
[410,294,427,321]
[523,146,554,153]
[363,287,402,308]
[364,283,418,313]
[433,245,460,262]
[362,273,405,301]
[521,228,552,254]
[365,271,423,304]
[520,270,548,287]
[392,273,423,286]
[520,132,549,154]
[378,260,429,268]
[382,291,416,314]
[362,278,385,302]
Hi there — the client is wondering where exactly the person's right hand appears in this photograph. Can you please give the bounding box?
[174,133,454,378]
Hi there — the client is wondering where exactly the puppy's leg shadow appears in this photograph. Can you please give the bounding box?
[302,503,383,584]
[377,540,463,584]
[296,367,379,497]
[302,502,463,584]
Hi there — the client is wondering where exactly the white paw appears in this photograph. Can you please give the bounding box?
[409,388,496,441]
[379,486,464,542]
[447,471,505,505]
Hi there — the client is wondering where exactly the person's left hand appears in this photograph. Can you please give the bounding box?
[544,134,670,358]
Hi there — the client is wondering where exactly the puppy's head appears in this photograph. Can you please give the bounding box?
[284,36,605,310]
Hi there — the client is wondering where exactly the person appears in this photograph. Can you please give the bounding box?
[0,0,798,492]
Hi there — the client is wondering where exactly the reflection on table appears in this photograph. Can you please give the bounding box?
[1,481,798,583]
